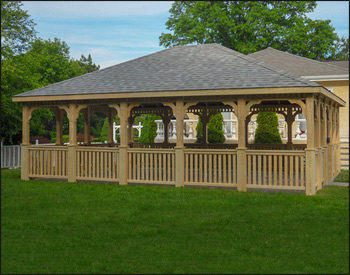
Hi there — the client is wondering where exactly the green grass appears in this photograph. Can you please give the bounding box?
[1,169,349,274]
[334,169,349,183]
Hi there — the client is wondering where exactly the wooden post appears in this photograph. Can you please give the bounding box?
[321,102,328,185]
[314,98,322,190]
[327,104,333,181]
[108,108,114,145]
[336,107,341,174]
[21,105,31,180]
[56,109,64,145]
[175,98,184,187]
[83,106,91,145]
[119,101,128,185]
[236,98,247,192]
[305,95,316,195]
[67,104,77,183]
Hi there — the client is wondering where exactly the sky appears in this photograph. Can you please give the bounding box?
[22,1,349,69]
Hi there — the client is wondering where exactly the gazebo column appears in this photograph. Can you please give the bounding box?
[60,104,87,182]
[107,108,115,145]
[174,99,185,187]
[119,102,128,185]
[305,95,316,195]
[336,107,341,174]
[163,114,171,145]
[314,97,322,190]
[21,105,37,180]
[201,107,209,148]
[286,106,294,150]
[327,104,334,180]
[50,107,64,145]
[83,106,91,145]
[236,98,247,192]
[320,102,328,186]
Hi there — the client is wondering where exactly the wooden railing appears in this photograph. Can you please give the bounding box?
[76,147,119,181]
[128,149,175,185]
[28,146,68,178]
[246,150,306,190]
[184,149,237,187]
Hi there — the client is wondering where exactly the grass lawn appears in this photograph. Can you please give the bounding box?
[1,169,349,274]
[334,169,349,183]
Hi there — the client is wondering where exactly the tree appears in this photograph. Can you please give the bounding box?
[78,54,100,72]
[138,114,160,143]
[1,1,37,59]
[254,112,282,144]
[328,37,349,60]
[196,113,225,144]
[159,1,339,60]
[1,38,100,144]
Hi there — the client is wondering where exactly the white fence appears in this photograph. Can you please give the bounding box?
[1,143,21,168]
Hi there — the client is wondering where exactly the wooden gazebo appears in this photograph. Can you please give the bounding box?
[13,44,346,195]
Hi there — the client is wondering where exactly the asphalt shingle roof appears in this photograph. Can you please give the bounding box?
[248,47,349,77]
[321,60,349,70]
[15,43,320,98]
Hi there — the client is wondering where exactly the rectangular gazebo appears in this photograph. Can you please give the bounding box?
[13,44,346,195]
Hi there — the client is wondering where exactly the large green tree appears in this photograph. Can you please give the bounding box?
[328,37,349,60]
[1,1,37,59]
[159,1,339,60]
[1,38,99,144]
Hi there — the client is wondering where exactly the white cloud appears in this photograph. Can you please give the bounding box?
[22,1,173,19]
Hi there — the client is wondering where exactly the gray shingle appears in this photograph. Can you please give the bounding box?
[248,47,349,77]
[15,44,320,98]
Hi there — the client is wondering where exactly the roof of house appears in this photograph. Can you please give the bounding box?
[15,43,320,98]
[321,60,349,70]
[248,47,349,78]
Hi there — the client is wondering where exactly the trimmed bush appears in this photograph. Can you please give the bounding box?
[196,112,225,144]
[138,114,159,143]
[254,112,282,144]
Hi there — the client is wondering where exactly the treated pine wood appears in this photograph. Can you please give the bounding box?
[258,155,262,186]
[263,155,267,185]
[223,154,226,184]
[172,154,175,182]
[289,155,294,186]
[154,153,158,181]
[203,154,207,183]
[268,155,272,185]
[253,155,257,186]
[295,155,299,187]
[273,155,277,186]
[214,155,217,183]
[190,154,193,183]
[167,153,170,182]
[279,156,283,186]
[209,155,212,183]
[232,154,236,184]
[284,155,288,186]
[218,154,222,183]
[228,154,232,184]
[194,153,198,183]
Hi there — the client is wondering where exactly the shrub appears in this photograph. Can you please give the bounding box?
[196,112,225,144]
[50,135,69,144]
[138,114,159,143]
[254,112,282,144]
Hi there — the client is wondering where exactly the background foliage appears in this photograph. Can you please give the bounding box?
[159,1,345,60]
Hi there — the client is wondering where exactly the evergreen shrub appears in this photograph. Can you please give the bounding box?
[254,112,282,144]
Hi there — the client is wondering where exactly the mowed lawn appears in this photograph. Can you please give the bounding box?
[1,169,349,274]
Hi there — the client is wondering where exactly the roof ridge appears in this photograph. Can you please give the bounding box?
[213,44,319,86]
[260,47,349,72]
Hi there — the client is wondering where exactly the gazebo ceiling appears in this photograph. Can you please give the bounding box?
[14,43,321,99]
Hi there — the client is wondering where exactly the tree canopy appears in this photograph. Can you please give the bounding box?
[159,1,340,60]
[1,1,100,144]
[1,1,37,59]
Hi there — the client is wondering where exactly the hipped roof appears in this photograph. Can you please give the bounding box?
[248,47,349,77]
[14,43,320,98]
